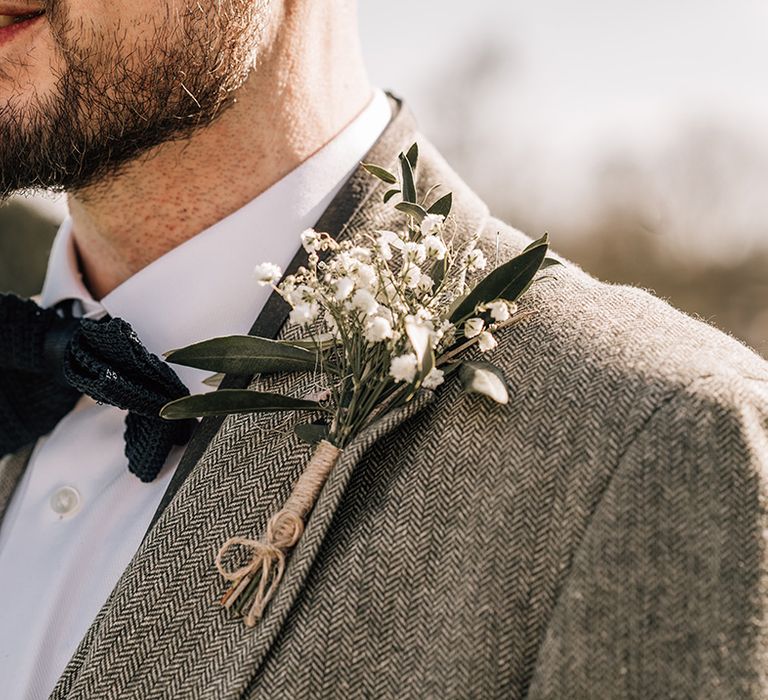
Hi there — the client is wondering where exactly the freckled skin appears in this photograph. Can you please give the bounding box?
[0,1,370,298]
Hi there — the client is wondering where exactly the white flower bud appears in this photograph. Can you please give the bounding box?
[334,277,355,301]
[422,367,445,390]
[404,241,427,264]
[464,317,484,339]
[365,316,394,343]
[417,273,434,293]
[403,264,422,289]
[289,302,319,327]
[467,248,487,271]
[300,228,320,253]
[348,246,373,262]
[389,353,418,383]
[420,213,445,237]
[477,331,498,352]
[352,288,378,315]
[424,234,447,260]
[484,300,511,323]
[253,262,283,285]
[376,230,402,261]
[285,283,314,306]
[353,262,378,290]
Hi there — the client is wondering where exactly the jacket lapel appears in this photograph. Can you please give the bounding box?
[52,95,490,698]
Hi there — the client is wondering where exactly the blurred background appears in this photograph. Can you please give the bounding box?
[3,0,767,354]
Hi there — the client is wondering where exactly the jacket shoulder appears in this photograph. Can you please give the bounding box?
[479,216,768,400]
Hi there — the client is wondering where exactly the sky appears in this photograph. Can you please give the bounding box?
[361,0,768,137]
[359,1,768,258]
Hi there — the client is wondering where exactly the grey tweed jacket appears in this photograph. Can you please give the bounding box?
[2,96,768,699]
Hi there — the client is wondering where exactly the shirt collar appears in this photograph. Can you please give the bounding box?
[40,89,392,393]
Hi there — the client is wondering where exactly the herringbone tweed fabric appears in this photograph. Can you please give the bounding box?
[1,96,767,699]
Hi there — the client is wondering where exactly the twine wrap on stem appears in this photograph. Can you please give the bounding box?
[215,439,341,627]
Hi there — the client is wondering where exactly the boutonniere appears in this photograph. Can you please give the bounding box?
[160,143,559,627]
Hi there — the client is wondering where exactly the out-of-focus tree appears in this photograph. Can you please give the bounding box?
[416,39,768,355]
[0,201,58,297]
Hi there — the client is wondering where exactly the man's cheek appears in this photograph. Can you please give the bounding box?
[0,32,59,104]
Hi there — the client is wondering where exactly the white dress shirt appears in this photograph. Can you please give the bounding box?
[0,89,391,700]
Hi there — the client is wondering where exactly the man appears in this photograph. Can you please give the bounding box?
[0,1,766,698]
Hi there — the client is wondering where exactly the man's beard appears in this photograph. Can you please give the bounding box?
[0,1,267,199]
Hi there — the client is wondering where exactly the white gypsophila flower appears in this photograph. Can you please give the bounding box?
[351,288,378,316]
[376,230,402,261]
[364,316,394,343]
[403,264,422,289]
[253,262,283,285]
[352,262,378,290]
[404,241,427,264]
[421,213,445,237]
[424,234,447,261]
[289,302,320,327]
[416,273,434,293]
[484,300,511,323]
[422,367,445,390]
[414,308,435,325]
[467,248,487,271]
[300,228,320,253]
[389,353,418,383]
[285,283,315,307]
[334,277,355,301]
[477,331,498,352]
[464,317,484,339]
[348,246,373,263]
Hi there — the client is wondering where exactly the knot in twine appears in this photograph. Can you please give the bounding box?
[215,440,341,627]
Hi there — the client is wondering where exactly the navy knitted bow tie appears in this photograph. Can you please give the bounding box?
[0,293,196,482]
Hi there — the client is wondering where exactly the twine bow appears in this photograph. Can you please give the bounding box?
[215,440,341,626]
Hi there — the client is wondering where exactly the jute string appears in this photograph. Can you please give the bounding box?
[215,439,341,626]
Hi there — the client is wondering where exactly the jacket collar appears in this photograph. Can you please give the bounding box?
[50,94,491,697]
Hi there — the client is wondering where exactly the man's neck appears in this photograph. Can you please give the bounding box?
[67,4,372,300]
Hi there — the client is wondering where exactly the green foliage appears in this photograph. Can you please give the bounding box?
[395,201,428,221]
[361,163,397,184]
[540,257,563,270]
[405,142,419,171]
[430,257,448,292]
[160,389,326,420]
[523,232,549,252]
[399,153,417,203]
[449,235,549,323]
[427,192,453,218]
[165,335,323,376]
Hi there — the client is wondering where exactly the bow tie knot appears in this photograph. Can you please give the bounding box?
[0,294,195,482]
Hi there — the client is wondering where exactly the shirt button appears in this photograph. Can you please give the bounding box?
[50,486,81,517]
